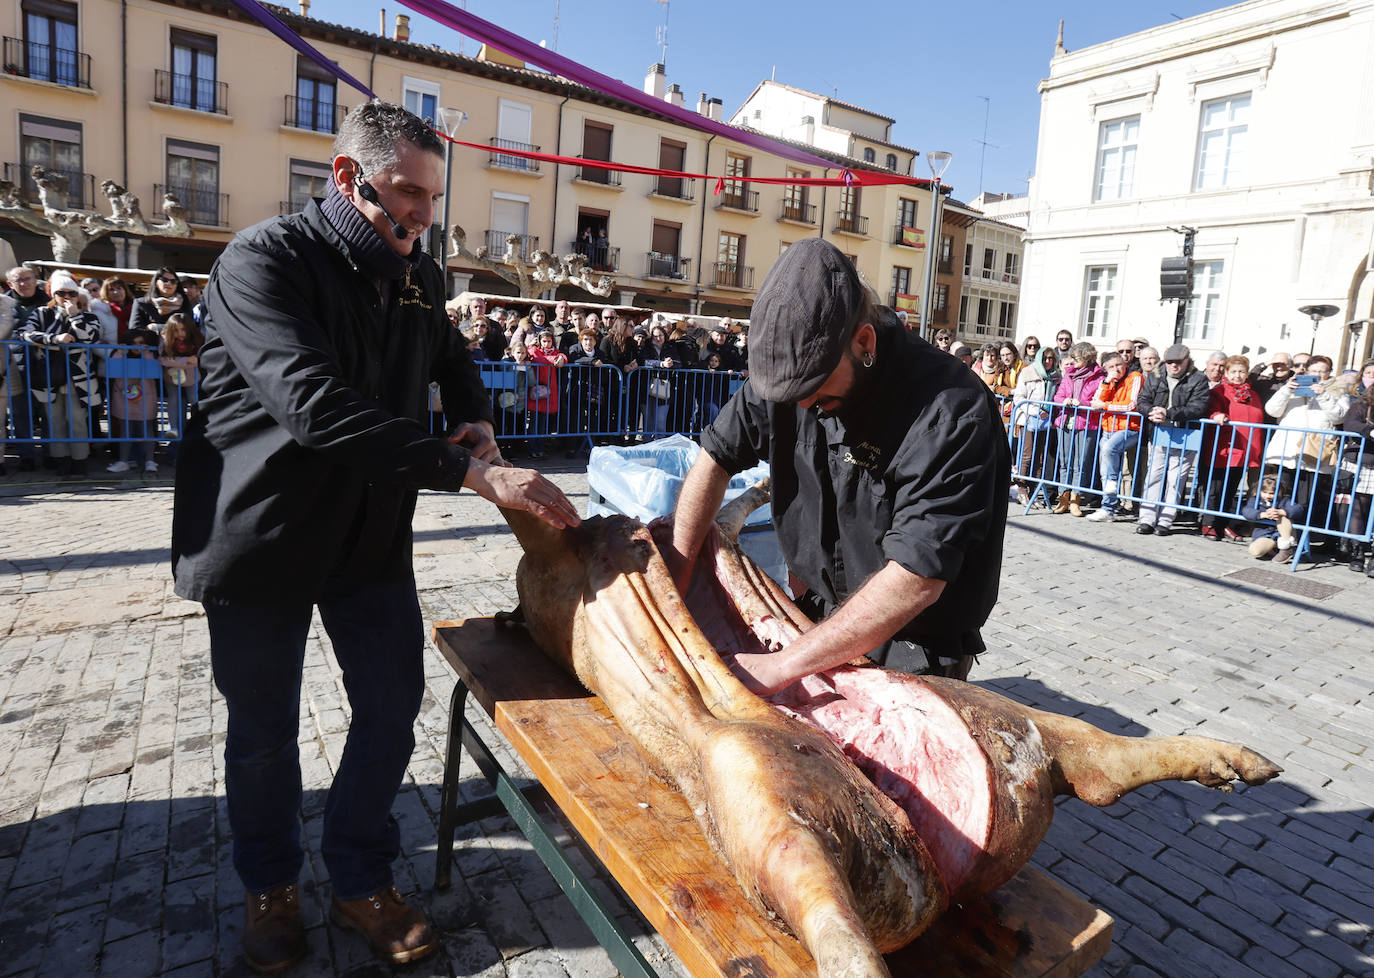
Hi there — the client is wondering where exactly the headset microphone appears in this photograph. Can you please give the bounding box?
[355,179,408,240]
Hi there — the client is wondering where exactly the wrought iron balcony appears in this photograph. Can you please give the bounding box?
[155,183,229,226]
[488,138,540,173]
[154,69,228,115]
[712,262,754,290]
[716,187,759,213]
[3,37,91,88]
[777,199,816,225]
[650,176,695,201]
[284,95,346,134]
[646,252,691,280]
[575,160,621,186]
[3,163,96,209]
[485,230,539,261]
[833,211,868,236]
[570,241,619,272]
[938,258,954,275]
[279,196,316,215]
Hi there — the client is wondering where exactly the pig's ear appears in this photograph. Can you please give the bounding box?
[715,477,772,542]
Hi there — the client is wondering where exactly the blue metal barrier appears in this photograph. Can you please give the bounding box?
[1007,396,1374,567]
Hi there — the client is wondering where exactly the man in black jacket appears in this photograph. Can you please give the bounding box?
[172,102,578,974]
[1134,343,1211,536]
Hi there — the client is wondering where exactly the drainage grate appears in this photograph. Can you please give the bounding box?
[1224,567,1343,600]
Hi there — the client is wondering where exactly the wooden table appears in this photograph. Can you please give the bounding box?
[433,618,1113,978]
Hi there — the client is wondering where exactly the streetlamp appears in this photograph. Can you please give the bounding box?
[437,107,468,288]
[920,151,952,339]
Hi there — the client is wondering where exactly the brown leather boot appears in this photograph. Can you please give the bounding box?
[331,886,436,965]
[1051,492,1071,514]
[1069,492,1084,517]
[243,884,307,975]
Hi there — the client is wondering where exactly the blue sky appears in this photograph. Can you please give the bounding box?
[325,0,1228,199]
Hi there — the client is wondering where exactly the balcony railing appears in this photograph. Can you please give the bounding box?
[3,37,91,88]
[485,229,539,261]
[284,95,346,134]
[973,267,1021,286]
[938,258,954,275]
[650,175,695,201]
[933,306,950,324]
[154,69,228,115]
[279,196,315,215]
[712,262,754,290]
[646,252,691,280]
[155,183,229,226]
[488,138,540,173]
[575,160,621,186]
[3,163,96,209]
[778,199,816,224]
[893,225,927,248]
[716,187,759,213]
[571,241,619,272]
[834,211,868,235]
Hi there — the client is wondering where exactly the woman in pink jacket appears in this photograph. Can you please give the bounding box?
[1051,342,1106,516]
[526,330,567,459]
[1199,355,1266,540]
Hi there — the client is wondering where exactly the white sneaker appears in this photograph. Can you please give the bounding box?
[144,460,159,473]
[1102,479,1118,495]
[1086,508,1114,522]
[106,461,131,473]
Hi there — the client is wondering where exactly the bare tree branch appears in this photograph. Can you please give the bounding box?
[447,225,615,299]
[0,166,193,264]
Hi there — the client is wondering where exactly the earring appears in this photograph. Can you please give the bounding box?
[862,351,875,368]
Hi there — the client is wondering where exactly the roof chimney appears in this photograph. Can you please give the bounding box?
[298,0,310,15]
[697,92,709,116]
[644,63,666,99]
[801,114,815,143]
[666,83,684,108]
[379,8,386,36]
[708,98,722,123]
[393,13,410,42]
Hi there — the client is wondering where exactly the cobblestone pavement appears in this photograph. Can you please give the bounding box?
[0,464,1371,978]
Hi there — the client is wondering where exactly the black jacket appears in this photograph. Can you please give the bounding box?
[701,311,1009,656]
[1136,363,1211,427]
[171,200,492,604]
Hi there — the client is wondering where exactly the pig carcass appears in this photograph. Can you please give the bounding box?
[500,492,1279,978]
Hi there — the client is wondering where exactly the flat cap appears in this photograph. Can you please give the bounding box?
[747,238,862,402]
[1163,343,1191,362]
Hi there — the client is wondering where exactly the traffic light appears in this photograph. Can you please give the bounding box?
[1160,256,1193,300]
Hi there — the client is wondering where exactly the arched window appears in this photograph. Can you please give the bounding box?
[886,153,898,170]
[863,147,875,163]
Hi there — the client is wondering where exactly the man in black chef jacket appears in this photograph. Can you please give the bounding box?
[667,238,1008,694]
[171,102,579,974]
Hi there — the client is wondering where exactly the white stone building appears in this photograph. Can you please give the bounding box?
[1018,0,1374,368]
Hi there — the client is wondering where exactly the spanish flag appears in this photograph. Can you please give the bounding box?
[894,293,920,313]
[900,227,925,249]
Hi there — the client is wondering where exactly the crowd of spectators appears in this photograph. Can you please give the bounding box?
[445,295,748,459]
[1002,330,1374,573]
[2,264,205,477]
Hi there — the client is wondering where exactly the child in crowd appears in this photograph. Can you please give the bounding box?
[159,313,203,463]
[1240,472,1306,564]
[497,342,531,459]
[106,328,161,473]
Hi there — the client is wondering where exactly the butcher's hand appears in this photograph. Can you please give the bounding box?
[448,420,504,465]
[724,652,796,697]
[464,460,582,530]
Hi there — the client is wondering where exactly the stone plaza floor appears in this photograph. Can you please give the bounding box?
[0,463,1371,977]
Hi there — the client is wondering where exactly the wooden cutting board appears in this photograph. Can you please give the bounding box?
[434,618,1112,978]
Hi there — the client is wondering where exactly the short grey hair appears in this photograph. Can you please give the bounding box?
[1205,351,1227,364]
[333,100,443,177]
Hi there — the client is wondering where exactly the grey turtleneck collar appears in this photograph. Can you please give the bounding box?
[319,181,422,282]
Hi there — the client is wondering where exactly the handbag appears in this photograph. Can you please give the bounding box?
[1300,430,1339,469]
[648,377,670,400]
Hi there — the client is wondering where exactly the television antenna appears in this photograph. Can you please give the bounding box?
[551,0,560,52]
[655,0,670,71]
[972,96,1001,195]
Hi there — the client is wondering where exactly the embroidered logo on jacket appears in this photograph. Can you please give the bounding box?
[843,441,882,474]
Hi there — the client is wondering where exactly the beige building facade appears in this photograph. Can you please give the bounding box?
[3,0,972,323]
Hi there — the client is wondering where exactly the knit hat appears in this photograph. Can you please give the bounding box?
[46,268,89,301]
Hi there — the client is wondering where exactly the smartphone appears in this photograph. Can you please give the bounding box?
[1292,374,1318,397]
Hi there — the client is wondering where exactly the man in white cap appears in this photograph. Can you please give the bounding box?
[667,239,1008,691]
